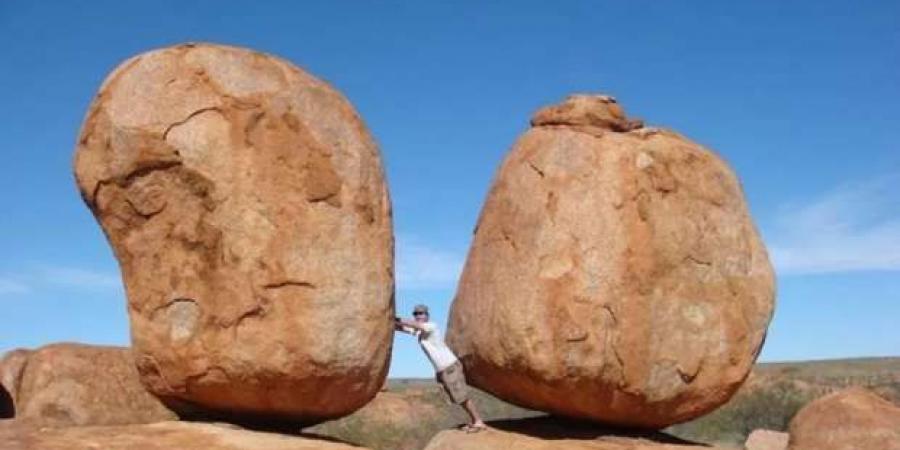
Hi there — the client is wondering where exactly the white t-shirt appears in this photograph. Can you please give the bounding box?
[410,322,458,373]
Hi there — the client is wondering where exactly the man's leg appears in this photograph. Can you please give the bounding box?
[461,398,486,429]
[442,363,486,430]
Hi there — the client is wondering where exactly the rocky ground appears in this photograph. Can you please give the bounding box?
[307,357,900,450]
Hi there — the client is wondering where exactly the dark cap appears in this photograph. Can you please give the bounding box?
[412,304,429,315]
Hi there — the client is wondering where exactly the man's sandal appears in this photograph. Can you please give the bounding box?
[462,424,487,434]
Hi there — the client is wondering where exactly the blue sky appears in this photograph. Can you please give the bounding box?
[1,1,898,378]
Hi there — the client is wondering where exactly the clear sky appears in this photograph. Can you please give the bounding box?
[1,1,898,378]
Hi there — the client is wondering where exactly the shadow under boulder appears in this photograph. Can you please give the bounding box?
[487,416,704,444]
[0,384,12,419]
[422,416,721,449]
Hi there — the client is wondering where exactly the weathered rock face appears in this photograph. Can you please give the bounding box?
[73,43,394,423]
[448,94,775,428]
[2,343,175,427]
[746,429,788,450]
[423,418,717,450]
[0,420,367,450]
[788,387,900,450]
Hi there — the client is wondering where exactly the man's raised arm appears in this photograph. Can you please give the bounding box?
[395,317,427,333]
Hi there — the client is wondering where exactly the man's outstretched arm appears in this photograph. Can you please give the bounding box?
[394,318,415,334]
[395,317,427,332]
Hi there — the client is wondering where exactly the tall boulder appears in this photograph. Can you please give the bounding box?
[448,95,775,428]
[73,43,394,423]
[788,387,900,450]
[2,343,175,427]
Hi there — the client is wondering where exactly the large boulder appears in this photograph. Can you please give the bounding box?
[448,94,775,428]
[787,387,900,450]
[73,43,394,423]
[0,420,367,450]
[1,343,175,427]
[422,417,718,450]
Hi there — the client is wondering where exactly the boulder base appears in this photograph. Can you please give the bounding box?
[788,387,900,450]
[73,43,394,423]
[448,94,775,428]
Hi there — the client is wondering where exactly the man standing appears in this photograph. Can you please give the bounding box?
[395,304,486,433]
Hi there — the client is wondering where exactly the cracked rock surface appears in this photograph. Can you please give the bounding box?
[447,94,775,428]
[73,43,394,424]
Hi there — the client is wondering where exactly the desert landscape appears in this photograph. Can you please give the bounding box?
[2,3,898,450]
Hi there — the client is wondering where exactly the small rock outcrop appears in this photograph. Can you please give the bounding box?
[448,94,775,428]
[745,429,788,450]
[1,343,175,427]
[0,420,367,450]
[73,43,395,423]
[788,387,900,450]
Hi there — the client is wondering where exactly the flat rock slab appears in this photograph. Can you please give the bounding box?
[423,418,720,450]
[0,420,366,450]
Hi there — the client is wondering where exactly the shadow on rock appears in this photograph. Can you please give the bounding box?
[487,416,710,446]
[0,385,14,419]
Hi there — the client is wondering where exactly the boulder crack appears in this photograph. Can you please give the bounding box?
[263,280,317,290]
[527,160,546,178]
[162,107,222,141]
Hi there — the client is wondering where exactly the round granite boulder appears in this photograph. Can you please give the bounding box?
[448,95,775,428]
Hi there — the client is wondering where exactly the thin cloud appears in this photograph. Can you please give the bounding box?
[396,235,465,291]
[39,266,122,290]
[0,266,122,295]
[766,175,900,274]
[0,278,30,295]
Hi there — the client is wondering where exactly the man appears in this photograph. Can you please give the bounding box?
[395,304,486,433]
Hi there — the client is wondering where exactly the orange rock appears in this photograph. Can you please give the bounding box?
[1,343,175,427]
[448,94,775,428]
[73,43,394,424]
[788,387,900,450]
[531,95,644,132]
[0,420,367,450]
